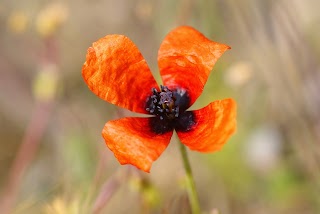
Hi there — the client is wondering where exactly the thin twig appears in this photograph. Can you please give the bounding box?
[0,37,58,213]
[0,101,54,213]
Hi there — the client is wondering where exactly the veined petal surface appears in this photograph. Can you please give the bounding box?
[158,26,230,106]
[82,35,158,113]
[177,99,236,152]
[102,117,173,172]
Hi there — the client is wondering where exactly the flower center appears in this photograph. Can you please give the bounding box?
[146,85,195,134]
[146,85,179,120]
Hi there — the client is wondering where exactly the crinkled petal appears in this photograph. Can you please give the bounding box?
[102,117,173,172]
[177,99,236,152]
[82,35,158,113]
[158,26,230,106]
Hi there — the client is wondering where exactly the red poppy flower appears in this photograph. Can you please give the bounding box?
[82,26,236,172]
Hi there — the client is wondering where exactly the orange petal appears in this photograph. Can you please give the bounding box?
[82,35,158,114]
[177,99,236,152]
[102,117,173,172]
[158,26,230,106]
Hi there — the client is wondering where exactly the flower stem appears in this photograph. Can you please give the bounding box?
[178,141,201,214]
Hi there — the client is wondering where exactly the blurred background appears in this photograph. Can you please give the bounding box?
[1,0,319,213]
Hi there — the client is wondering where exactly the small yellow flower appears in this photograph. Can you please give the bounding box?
[43,197,80,214]
[7,11,28,34]
[33,64,59,101]
[35,2,68,37]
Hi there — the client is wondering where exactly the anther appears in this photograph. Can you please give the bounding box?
[146,85,181,120]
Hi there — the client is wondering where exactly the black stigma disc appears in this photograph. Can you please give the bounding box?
[146,85,195,134]
[146,85,179,120]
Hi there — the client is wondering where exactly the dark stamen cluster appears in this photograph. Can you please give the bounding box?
[146,85,179,120]
[146,85,195,134]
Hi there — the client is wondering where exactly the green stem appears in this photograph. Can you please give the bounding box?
[179,141,201,214]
